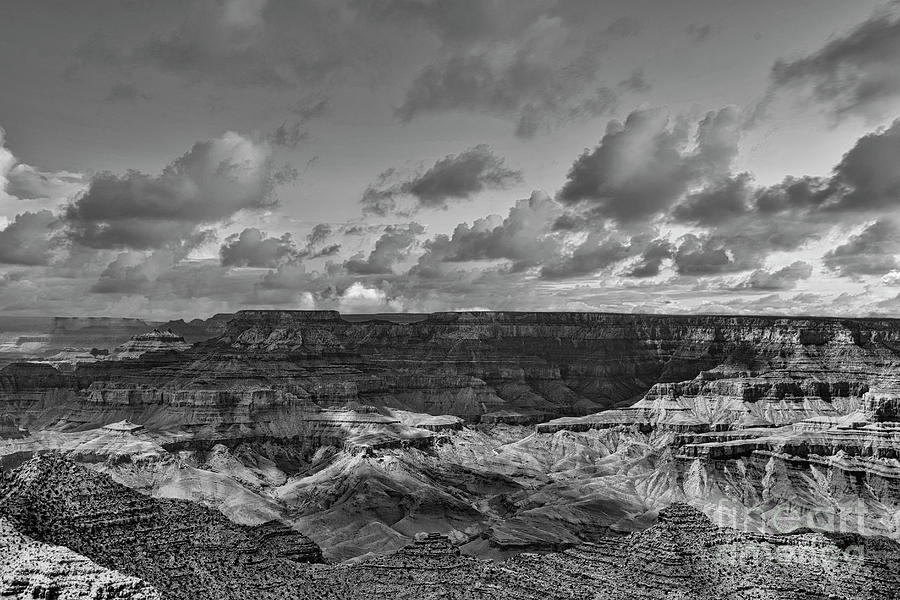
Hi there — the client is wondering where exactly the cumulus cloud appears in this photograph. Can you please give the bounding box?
[671,174,752,226]
[220,228,300,268]
[338,281,404,313]
[540,232,630,279]
[1,126,86,208]
[827,119,900,212]
[5,164,85,202]
[557,107,741,224]
[822,219,900,277]
[361,145,522,215]
[66,131,277,249]
[0,210,63,265]
[736,261,813,290]
[672,233,762,276]
[625,239,673,278]
[344,222,425,274]
[414,191,562,275]
[770,6,900,121]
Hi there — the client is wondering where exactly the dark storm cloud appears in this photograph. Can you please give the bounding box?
[770,6,900,120]
[220,228,300,268]
[65,132,277,249]
[737,261,813,290]
[0,210,63,266]
[344,223,425,274]
[557,108,741,224]
[822,219,900,277]
[362,145,522,215]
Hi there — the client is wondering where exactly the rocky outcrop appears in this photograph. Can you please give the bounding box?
[110,329,192,360]
[0,316,158,367]
[311,502,900,599]
[0,454,323,600]
[0,517,160,599]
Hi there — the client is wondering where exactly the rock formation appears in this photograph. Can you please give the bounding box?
[109,329,192,360]
[0,517,160,599]
[0,454,323,600]
[3,310,900,589]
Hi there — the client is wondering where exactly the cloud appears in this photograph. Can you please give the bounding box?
[1,126,86,207]
[625,239,673,278]
[539,232,630,279]
[737,261,813,290]
[673,233,761,276]
[827,118,900,211]
[619,68,651,93]
[361,145,522,215]
[220,227,300,267]
[292,96,331,122]
[0,210,63,266]
[65,131,277,249]
[338,281,404,313]
[5,164,85,202]
[269,121,309,149]
[104,82,149,104]
[307,223,333,246]
[557,107,741,224]
[603,16,641,39]
[671,174,752,226]
[136,0,289,88]
[822,219,900,277]
[770,6,900,120]
[686,24,713,43]
[344,222,424,274]
[396,16,619,137]
[413,191,562,274]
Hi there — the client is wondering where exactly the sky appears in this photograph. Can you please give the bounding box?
[2,0,900,318]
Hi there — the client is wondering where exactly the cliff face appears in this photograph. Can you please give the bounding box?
[24,310,900,429]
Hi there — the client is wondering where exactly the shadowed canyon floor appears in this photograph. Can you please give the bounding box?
[3,311,900,597]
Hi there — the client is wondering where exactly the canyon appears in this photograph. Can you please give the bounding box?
[2,310,900,597]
